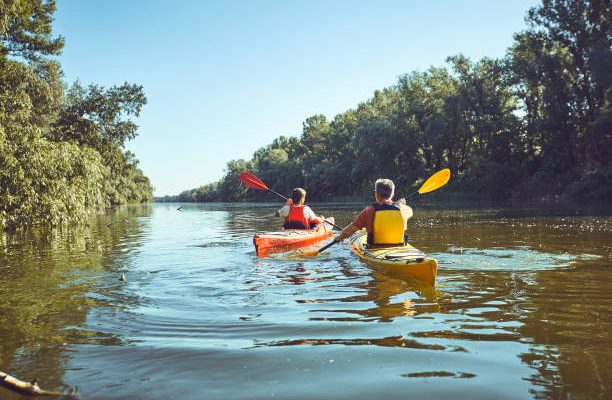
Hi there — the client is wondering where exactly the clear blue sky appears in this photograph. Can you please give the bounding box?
[54,0,539,196]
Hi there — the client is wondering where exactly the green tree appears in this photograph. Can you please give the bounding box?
[0,61,107,228]
[510,0,611,199]
[446,55,524,198]
[50,81,147,148]
[217,159,252,201]
[49,81,152,204]
[0,0,152,229]
[0,0,64,61]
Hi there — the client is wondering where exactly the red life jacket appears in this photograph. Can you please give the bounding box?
[284,205,309,229]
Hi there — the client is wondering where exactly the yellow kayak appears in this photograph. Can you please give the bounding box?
[349,230,438,285]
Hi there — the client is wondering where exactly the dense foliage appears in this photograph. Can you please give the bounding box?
[0,0,152,230]
[164,0,610,204]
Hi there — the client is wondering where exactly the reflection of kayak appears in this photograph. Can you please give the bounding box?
[253,217,335,256]
[349,230,437,285]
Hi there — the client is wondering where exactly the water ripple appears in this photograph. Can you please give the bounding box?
[1,205,610,400]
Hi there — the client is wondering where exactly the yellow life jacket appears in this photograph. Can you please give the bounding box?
[368,203,405,246]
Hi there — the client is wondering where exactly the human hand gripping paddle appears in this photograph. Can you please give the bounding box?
[300,168,452,257]
[239,172,343,230]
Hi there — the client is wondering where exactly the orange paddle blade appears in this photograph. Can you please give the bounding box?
[240,172,269,191]
[418,168,451,195]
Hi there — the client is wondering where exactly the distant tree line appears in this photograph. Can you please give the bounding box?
[162,0,610,205]
[0,0,152,230]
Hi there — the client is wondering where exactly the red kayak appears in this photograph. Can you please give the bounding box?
[253,217,335,256]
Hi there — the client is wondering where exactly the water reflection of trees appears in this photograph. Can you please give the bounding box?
[411,211,611,398]
[0,205,152,396]
[411,266,610,399]
[517,266,611,399]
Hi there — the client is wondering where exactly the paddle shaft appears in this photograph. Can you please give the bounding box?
[405,190,419,200]
[317,239,339,254]
[267,188,289,201]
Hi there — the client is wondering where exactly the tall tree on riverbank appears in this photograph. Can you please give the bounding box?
[511,0,611,200]
[49,81,152,204]
[0,0,152,230]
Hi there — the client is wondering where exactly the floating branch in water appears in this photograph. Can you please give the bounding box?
[177,205,184,211]
[0,371,82,398]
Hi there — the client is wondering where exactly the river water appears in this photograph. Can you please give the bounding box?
[0,203,610,399]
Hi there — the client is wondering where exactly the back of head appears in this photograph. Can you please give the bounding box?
[290,188,306,204]
[375,179,395,200]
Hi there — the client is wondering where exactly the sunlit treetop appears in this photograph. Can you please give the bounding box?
[0,0,64,61]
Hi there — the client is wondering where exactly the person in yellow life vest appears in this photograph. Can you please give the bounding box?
[334,178,413,246]
[276,188,325,229]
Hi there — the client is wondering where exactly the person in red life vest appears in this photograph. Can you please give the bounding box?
[276,188,324,229]
[334,178,413,246]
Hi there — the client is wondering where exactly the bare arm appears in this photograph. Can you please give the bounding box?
[335,223,359,242]
[397,198,413,220]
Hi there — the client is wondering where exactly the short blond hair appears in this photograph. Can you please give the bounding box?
[375,179,395,200]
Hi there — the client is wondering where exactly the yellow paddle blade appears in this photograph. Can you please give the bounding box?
[418,168,451,194]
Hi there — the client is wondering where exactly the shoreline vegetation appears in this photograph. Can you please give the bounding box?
[153,200,612,218]
[0,0,152,231]
[161,0,611,208]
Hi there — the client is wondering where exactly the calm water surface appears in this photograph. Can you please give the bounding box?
[0,203,610,399]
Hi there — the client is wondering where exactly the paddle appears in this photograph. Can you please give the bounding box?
[300,168,452,256]
[405,168,451,199]
[240,172,288,201]
[239,172,343,230]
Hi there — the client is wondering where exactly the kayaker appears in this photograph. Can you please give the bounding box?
[276,188,325,229]
[334,178,413,246]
